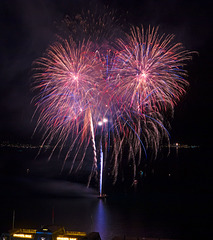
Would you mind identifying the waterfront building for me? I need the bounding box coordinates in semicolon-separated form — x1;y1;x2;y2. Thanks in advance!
0;226;100;240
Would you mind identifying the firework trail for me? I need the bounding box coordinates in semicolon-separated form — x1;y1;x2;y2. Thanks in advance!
33;22;193;186
88;109;98;187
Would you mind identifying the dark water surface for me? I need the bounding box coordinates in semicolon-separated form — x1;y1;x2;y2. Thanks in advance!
0;146;212;239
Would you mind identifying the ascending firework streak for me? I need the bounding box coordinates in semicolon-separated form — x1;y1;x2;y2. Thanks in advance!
99;140;104;196
32;25;193;188
88;109;98;187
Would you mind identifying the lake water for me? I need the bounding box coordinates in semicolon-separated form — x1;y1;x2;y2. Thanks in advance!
0;146;212;239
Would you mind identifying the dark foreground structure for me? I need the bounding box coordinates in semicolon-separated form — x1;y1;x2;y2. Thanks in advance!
0;226;100;240
0;225;181;240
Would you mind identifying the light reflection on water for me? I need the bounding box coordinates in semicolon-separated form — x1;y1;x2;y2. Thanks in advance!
0;147;212;239
92;200;110;240
0;192;160;240
0;175;184;240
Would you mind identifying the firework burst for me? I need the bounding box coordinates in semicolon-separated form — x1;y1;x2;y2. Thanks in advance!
114;26;192;112
33;38;106;176
32;23;193;186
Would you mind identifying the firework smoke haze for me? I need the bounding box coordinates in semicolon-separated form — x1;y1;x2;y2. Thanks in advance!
59;7;125;53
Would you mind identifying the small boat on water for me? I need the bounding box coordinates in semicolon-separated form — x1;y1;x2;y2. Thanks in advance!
97;193;107;199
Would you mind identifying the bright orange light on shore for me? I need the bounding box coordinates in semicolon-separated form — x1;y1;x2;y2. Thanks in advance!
13;234;32;239
65;232;86;236
57;237;77;240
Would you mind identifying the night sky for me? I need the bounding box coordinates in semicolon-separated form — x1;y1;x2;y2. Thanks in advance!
0;2;213;238
0;0;212;146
